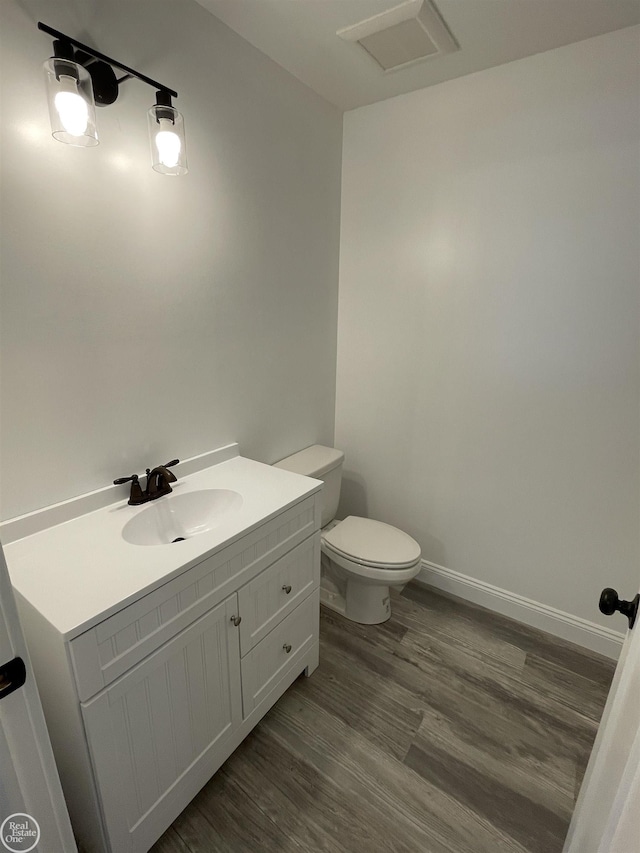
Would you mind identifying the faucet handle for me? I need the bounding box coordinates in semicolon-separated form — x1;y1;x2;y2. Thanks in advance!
113;474;139;486
159;460;179;484
113;474;145;506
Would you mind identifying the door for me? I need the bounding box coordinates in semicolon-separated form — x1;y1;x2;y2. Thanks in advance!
81;594;243;852
0;540;76;852
563;586;640;853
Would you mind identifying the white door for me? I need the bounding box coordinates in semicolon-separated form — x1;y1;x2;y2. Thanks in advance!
0;540;76;853
563;586;640;853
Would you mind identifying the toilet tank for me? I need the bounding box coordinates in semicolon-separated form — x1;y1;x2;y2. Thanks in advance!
274;445;344;527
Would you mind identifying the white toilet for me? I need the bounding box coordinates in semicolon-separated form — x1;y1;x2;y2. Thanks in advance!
274;445;422;624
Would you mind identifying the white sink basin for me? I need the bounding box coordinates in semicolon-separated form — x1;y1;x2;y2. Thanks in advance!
122;489;243;546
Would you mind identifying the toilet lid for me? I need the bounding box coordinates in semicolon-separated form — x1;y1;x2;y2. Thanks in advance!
323;516;421;569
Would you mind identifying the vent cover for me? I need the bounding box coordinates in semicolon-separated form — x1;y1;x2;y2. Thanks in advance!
337;0;458;72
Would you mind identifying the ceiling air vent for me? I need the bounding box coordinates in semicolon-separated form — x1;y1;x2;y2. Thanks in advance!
337;0;458;72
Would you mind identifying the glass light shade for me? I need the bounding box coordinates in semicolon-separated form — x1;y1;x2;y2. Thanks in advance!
43;58;98;147
148;105;187;175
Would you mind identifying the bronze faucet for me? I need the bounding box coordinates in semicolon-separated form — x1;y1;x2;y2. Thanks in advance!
114;459;179;505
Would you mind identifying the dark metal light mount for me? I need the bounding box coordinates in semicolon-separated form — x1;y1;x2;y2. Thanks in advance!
154;88;176;122
39;22;187;174
39;22;177;105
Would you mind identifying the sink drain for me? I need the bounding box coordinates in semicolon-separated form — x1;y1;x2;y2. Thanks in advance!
171;537;186;543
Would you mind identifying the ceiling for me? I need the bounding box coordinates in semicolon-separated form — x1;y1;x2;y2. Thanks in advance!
194;0;640;111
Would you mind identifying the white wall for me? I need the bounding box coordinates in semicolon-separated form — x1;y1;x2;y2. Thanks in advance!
336;27;640;631
0;0;342;520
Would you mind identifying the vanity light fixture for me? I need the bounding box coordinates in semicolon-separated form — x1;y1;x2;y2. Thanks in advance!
38;22;188;175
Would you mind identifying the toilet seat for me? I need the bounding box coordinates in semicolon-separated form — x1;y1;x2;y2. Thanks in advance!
322;516;421;571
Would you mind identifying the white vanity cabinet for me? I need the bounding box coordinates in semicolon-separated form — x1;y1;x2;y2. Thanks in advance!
8;463;322;853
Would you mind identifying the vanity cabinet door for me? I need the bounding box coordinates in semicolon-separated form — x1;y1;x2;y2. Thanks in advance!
80;595;242;853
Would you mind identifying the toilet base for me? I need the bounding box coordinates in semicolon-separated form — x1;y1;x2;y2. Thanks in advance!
320;547;420;625
320;555;393;624
320;578;391;624
346;579;391;624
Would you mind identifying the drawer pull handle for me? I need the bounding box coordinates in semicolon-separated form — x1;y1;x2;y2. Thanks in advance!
230;615;242;627
283;643;292;654
282;584;292;595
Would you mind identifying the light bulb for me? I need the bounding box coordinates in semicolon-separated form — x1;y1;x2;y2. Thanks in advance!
155;119;181;168
54;75;88;137
148;104;187;174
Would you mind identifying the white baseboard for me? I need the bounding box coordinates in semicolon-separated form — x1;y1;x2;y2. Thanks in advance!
415;560;624;661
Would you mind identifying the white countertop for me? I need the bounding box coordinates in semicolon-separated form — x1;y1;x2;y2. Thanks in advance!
3;449;321;639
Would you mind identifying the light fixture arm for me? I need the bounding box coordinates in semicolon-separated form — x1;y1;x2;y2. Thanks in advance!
38;22;178;99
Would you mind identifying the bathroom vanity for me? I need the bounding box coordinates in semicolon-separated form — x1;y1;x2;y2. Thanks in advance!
2;444;322;853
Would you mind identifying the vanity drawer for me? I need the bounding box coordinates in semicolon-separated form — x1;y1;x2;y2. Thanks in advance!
241;590;319;717
70;495;319;701
238;532;319;656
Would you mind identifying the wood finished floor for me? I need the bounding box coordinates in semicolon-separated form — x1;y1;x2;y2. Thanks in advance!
151;585;615;853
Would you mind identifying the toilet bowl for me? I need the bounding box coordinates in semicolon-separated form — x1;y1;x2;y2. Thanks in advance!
321;515;421;623
274;446;422;624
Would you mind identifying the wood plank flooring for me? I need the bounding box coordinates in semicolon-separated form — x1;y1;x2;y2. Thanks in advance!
151;584;615;853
